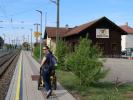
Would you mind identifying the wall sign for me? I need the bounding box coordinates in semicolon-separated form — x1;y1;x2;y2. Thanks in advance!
96;29;109;38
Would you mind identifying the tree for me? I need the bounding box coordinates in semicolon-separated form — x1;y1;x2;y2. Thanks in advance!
55;38;69;70
65;37;108;86
0;36;4;49
22;42;30;50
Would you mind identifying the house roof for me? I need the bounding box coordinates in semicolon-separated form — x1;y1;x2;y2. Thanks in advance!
63;16;127;37
45;27;71;38
120;25;133;34
44;17;127;38
62;18;100;37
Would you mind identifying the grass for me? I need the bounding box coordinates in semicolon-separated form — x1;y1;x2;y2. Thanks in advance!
56;70;133;100
33;45;40;60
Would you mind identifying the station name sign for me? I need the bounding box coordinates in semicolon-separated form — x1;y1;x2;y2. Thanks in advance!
96;29;109;38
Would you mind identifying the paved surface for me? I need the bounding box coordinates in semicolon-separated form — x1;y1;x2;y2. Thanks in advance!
6;51;76;100
103;58;133;83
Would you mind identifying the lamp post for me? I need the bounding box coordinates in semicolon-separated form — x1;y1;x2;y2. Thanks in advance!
49;0;60;45
36;10;42;61
3;33;5;50
30;28;33;55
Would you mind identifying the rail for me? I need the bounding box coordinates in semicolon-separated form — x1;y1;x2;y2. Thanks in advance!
0;50;20;77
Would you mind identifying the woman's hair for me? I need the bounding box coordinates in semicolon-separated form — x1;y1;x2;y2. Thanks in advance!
45;45;50;50
44;45;52;54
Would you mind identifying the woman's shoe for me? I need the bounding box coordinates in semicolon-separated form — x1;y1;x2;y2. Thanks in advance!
46;90;52;98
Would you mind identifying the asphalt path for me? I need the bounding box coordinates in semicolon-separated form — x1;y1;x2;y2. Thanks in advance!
103;58;133;83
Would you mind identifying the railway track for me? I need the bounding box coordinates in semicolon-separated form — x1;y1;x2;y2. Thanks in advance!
0;50;20;100
0;51;16;76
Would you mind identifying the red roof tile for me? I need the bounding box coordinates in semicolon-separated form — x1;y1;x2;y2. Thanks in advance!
63;16;127;37
45;17;127;38
45;27;71;38
120;25;133;34
62;19;98;37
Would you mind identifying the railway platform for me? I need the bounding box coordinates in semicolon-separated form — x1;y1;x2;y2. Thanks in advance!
5;51;76;100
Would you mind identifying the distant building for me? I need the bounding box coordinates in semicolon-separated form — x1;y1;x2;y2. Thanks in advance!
120;23;133;50
120;23;133;57
44;27;71;51
44;17;127;57
0;36;4;49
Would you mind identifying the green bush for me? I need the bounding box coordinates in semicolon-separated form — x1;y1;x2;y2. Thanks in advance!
65;37;108;86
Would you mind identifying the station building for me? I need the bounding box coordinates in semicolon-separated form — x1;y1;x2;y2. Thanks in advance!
44;17;127;57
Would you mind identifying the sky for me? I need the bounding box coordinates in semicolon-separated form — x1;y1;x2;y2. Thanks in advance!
0;0;133;44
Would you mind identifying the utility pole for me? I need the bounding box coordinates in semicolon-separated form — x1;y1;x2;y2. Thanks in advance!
50;0;60;45
12;40;13;49
23;35;25;43
30;29;33;55
34;23;40;43
36;10;42;61
45;12;47;28
57;0;60;40
44;12;47;46
28;35;29;43
3;34;5;43
28;35;29;50
3;33;5;50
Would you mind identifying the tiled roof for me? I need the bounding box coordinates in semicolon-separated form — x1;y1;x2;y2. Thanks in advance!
62;18;99;37
45;17;127;38
45;17;101;38
45;27;71;38
63;17;127;37
120;25;133;34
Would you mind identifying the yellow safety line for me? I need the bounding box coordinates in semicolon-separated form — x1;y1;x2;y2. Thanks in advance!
15;54;22;100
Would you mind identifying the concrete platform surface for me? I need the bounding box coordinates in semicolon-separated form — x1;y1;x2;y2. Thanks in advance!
6;51;76;100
